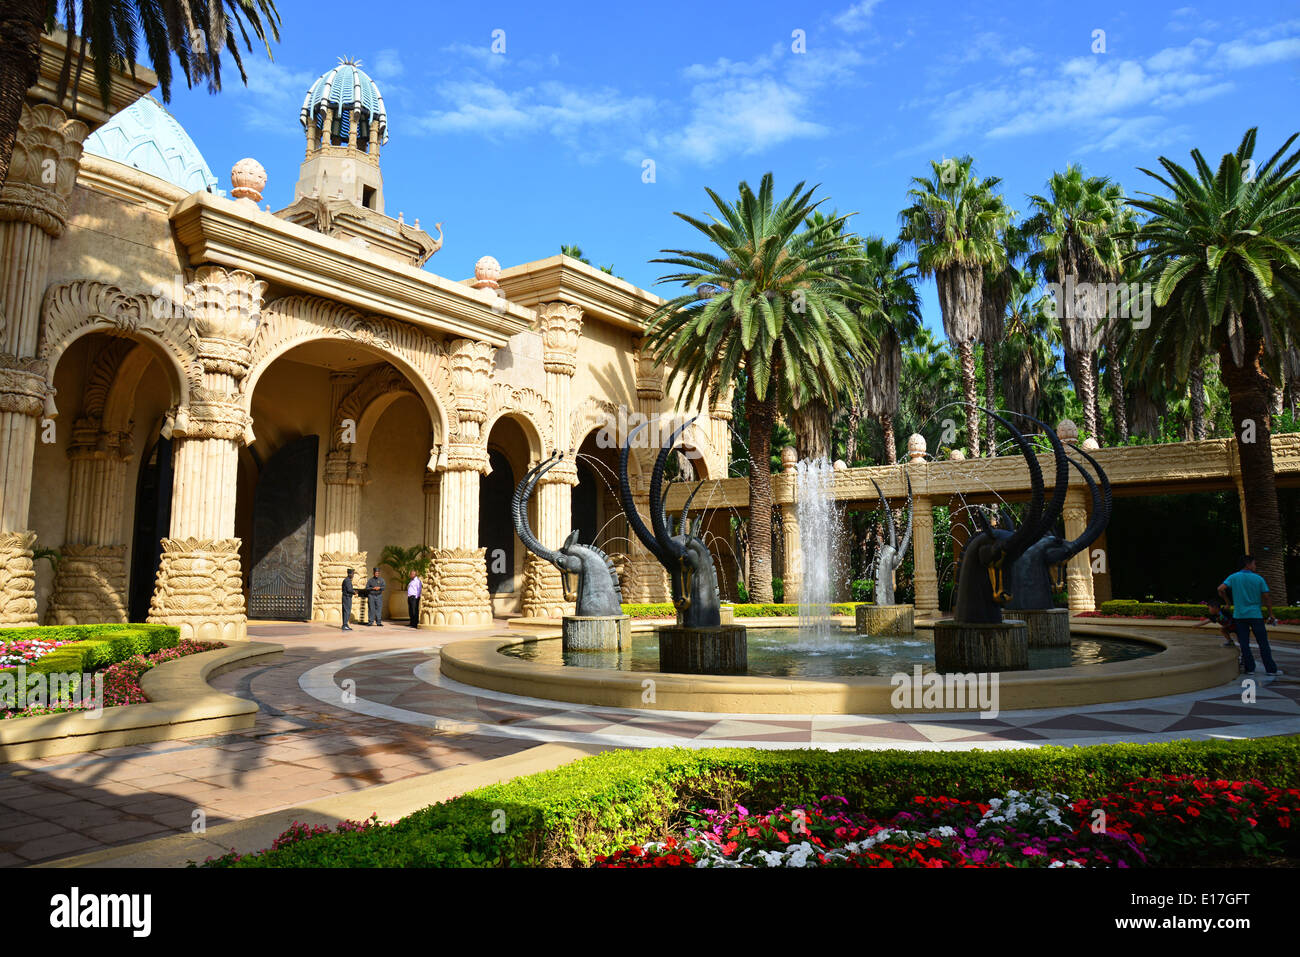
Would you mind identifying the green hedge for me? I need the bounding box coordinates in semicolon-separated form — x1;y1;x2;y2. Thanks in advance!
210;738;1300;868
1099;600;1300;620
1;624;179;677
620;603;863;619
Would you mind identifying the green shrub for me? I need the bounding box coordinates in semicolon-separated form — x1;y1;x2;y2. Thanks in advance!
1098;600;1300;620
1;624;179;677
210;738;1300;868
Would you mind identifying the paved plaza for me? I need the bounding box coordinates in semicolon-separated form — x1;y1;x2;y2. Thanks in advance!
0;621;1295;867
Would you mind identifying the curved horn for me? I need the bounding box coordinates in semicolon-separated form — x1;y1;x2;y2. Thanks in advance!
677;480;705;537
872;479;896;550
895;473;913;563
998;507;1018;532
650;418;697;558
619;421;668;562
1009;413;1070;547
1058;443;1112;560
512;451;563;565
980;407;1047;559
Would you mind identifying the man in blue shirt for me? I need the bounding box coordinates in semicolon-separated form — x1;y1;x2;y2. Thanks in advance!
1218;555;1283;677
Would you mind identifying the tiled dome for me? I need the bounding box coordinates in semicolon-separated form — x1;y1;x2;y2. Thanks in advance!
300;58;388;145
83;95;219;194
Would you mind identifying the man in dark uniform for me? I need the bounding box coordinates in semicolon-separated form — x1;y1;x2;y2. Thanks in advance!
341;569;356;631
366;567;385;626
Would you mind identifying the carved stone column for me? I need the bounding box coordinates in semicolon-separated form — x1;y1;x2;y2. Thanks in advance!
425;443;491;626
46;421;132;623
0;103;89;625
312;450;369;624
781;506;802;605
422;468;439;549
709;377;735;475
1062;486;1097;614
148;267;265;641
635;344;664;431
912;495;941;619
624;489;670;603
521;456;577;617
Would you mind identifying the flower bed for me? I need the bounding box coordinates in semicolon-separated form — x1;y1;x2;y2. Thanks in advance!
1;639;223;720
593;776;1298;868
202;741;1300;867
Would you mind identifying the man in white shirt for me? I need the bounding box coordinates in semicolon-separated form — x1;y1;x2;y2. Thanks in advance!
407;570;423;628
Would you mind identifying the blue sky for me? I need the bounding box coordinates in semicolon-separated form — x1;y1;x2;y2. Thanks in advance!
161;0;1300;329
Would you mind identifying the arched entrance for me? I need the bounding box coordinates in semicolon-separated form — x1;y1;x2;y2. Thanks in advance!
128;436;172;623
481;448;515;595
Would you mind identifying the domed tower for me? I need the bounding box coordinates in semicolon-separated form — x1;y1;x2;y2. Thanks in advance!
294;57;388;210
278;57;442;267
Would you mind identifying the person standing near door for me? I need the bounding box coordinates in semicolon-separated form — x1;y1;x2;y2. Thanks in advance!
1219;555;1284;678
366;568;385;627
341;569;356;631
407;570;422;628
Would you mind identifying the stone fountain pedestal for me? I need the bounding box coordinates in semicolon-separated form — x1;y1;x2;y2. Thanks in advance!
934;619;1028;672
1015;608;1071;648
562;615;632;652
856;603;914;637
658;625;747;674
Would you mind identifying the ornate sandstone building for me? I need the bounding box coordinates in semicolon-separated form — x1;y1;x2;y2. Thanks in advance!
5;41;729;639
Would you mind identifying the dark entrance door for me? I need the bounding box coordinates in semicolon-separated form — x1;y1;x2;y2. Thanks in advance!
572;459;599;546
249;435;319;620
480;448;515;594
129;435;173;622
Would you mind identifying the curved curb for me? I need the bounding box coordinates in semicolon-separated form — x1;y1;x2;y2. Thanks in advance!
440;623;1239;714
0;640;283;764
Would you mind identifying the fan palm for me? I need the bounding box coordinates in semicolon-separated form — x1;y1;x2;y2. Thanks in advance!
1023;165;1128;440
899;156;1010;456
1;2;279;187
979;221;1025;450
998;266;1060;423
644;173;867;602
1127;128;1300;602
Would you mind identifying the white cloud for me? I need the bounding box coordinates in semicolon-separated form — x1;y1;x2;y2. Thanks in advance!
371;49;405;79
1215;36;1300;69
666;78;828;164
833;0;885;33
223;57;317;134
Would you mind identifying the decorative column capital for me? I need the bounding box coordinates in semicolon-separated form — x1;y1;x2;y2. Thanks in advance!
0;103;89;237
538;301;583;376
323;449;370;486
449;338;495;441
709;376;735;421
535;457;579;487
171;393;253;443
635;343;664;403
0;353;51;418
442;442;489;474
186;266;268;368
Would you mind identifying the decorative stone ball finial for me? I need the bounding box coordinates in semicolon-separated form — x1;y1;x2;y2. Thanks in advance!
1081;436;1101;451
906;433;927;462
230;158;267;203
1056;419;1079;444
474;255;502;290
780;446;798;474
949;449;966;462
833;459;847;471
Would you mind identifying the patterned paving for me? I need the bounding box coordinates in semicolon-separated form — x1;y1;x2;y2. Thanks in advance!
301;640;1300;750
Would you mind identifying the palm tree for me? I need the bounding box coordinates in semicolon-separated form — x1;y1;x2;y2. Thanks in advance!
1023;165;1128;441
851;236;921;464
899;156;1010;456
1128;128;1300;603
998;266;1060;423
898;326;959;447
644;173;866;603
979;221;1025;451
1;2;280;187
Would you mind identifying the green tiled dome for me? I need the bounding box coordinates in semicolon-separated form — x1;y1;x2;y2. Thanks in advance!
83;95;219;194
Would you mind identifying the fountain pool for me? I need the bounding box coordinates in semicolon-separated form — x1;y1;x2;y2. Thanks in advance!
500;626;1157;678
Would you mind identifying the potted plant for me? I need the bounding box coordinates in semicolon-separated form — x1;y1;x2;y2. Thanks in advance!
379;545;432;619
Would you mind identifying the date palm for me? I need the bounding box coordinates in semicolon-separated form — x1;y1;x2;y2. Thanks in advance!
1127;128;1300;602
644;173;866;602
852;236;921;464
1023;165;1128;441
1;1;280;187
899;156;1010;456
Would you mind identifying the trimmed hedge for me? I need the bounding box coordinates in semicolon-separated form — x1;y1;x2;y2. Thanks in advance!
1099;600;1300;621
209;738;1300;868
620;602;863;619
0;624;180;677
